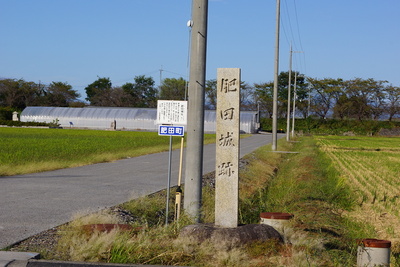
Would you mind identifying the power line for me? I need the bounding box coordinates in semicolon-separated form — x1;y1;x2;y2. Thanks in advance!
162;70;187;78
293;0;304;52
280;0;307;75
280;1;291;47
283;0;296;47
292;0;307;74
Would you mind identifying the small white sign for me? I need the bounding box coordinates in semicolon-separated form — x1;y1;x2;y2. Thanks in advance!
158;125;185;136
157;100;187;125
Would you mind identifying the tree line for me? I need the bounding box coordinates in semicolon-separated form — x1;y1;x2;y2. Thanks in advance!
307;77;400;121
254;73;400;121
1;73;399;121
0;79;81;110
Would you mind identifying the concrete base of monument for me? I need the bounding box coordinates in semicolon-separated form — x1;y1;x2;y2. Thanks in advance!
179;223;283;245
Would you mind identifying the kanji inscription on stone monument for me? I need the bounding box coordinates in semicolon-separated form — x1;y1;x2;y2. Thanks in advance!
215;68;241;228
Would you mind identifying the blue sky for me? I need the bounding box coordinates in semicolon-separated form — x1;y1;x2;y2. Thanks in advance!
1;0;399;100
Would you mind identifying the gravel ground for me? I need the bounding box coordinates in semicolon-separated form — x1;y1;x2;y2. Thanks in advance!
7;206;139;258
9;226;61;255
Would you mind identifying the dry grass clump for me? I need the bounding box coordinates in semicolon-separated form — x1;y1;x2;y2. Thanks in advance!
69;210;122;226
173;236;290;267
56;211;123;262
0;161;65;176
239;154;279;201
107;224;186;265
121;193;167;226
57;215;288;266
173;237;250;266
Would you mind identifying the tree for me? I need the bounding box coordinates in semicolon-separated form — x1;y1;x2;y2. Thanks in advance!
308;78;343;119
0;79;40;109
108;87;133;107
0;79;20;107
122;75;157;108
277;71;308;114
254;82;274;118
85;77;112;104
205;79;217;109
332;78;386;121
136;75;157;108
204;79;256;111
253;71;308;118
20;80;40;108
384;85;400;121
333;94;366;120
288;73;308;118
88;86;134;107
159;77;187;100
43;82;80;107
367;79;387;120
239;82;256;111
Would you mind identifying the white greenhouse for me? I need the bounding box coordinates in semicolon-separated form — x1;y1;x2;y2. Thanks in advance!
20;106;260;133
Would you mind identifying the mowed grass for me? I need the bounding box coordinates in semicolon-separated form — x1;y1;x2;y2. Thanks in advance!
315;135;400;251
0;127;215;176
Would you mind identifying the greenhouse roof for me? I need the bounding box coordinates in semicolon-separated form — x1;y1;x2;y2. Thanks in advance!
21;106;259;133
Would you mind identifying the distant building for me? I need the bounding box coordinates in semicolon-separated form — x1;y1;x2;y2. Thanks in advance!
21;106;260;134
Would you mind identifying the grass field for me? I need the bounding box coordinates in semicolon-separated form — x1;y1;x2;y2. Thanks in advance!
5;131;400;265
0;127;215;176
39;135;397;266
315;135;400;249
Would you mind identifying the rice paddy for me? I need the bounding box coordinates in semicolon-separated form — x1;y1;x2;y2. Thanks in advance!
315;135;400;242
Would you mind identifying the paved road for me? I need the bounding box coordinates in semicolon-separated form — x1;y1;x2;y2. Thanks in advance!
0;133;277;249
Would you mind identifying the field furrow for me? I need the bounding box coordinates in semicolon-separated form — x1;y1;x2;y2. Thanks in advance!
316;136;400;219
324;149;374;201
337;151;399;197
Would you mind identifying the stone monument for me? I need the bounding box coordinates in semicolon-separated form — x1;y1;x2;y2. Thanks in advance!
181;72;282;241
215;68;241;228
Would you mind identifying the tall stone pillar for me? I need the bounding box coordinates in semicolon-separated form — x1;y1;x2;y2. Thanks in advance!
215;68;240;228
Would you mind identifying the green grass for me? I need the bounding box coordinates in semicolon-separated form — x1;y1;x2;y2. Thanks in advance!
0;127;216;176
262;136;376;265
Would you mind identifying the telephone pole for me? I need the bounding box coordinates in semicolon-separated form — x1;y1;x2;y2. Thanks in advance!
272;0;281;151
286;44;293;142
291;72;298;138
287;49;303;140
184;0;209;222
159;65;163;86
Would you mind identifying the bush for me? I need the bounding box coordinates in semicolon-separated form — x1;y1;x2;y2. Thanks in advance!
0;120;49;127
0;107;14;120
260;117;400;136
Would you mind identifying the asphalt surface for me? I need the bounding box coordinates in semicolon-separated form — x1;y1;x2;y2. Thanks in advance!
0;133;277;249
